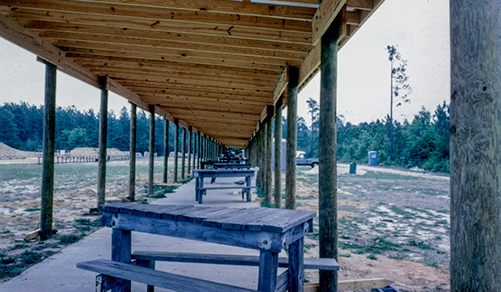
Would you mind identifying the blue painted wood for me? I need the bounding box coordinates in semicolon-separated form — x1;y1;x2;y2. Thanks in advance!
288;238;304;292
213;163;252;169
202;208;263;228
276;270;289;292
78;259;256;292
258;251;279;292
111;229;131;292
131;251;339;270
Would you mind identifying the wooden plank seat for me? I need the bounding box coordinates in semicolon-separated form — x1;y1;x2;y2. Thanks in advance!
76;259;256;292
131;251;340;271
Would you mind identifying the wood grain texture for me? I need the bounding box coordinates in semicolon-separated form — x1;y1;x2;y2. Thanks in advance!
450;0;501;290
319;15;340;292
285;66;299;210
77;259;255;292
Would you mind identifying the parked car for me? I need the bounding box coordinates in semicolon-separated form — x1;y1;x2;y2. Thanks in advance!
296;151;319;167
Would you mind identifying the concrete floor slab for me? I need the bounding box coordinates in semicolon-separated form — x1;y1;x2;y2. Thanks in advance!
0;176;273;292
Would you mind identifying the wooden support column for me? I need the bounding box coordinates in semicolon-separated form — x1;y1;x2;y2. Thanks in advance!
148;105;155;194
40;61;56;240
450;1;501;290
181;127;186;179
285;66;299;210
319;16;340;291
97;76;108;208
265;109;273;205
163;119;169;184
274;97;283;208
174;118;179;183
188;126;192;175
197;131;201;168
128;103;137;201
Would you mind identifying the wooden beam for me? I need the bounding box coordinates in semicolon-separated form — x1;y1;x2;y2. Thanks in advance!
97;77;108;208
312;0;346;46
273;69;288;105
299;44;320;90
346;0;373;10
148;104;155;194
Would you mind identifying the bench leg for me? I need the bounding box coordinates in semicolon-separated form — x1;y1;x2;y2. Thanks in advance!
245;176;252;202
135;260;155;292
258;251;279;292
288;237;304;292
97;274;130;292
111;229;131;292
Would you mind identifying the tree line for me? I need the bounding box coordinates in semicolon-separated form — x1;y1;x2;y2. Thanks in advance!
0;102;175;156
298;101;450;173
0;101;450;172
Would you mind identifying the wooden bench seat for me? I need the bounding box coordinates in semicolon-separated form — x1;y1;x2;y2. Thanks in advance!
132;251;340;271
77;259;257;292
196;186;257;190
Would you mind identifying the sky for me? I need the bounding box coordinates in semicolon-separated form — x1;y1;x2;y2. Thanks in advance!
0;0;450;125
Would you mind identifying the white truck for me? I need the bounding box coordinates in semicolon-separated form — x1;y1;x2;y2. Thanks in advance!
296;151;319;168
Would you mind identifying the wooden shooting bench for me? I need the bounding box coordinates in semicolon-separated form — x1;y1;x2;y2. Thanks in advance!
193;168;259;204
76;203;338;292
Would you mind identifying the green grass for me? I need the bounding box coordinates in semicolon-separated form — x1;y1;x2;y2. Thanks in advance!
408;239;433;250
367;254;378;260
59;233;84;244
24;207;40;212
21;250;43;265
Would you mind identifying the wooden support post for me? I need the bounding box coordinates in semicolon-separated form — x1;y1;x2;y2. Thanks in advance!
450;1;501;290
265;112;273;205
274;97;283;208
319;16;340;292
181;127;186;180
174;119;179;183
286;66;299;210
288;237;304;291
128;103;137;201
197;131;201;168
163;119;169;184
40;61;56;241
97;76;108;208
188;126;192;175
148;105;155;194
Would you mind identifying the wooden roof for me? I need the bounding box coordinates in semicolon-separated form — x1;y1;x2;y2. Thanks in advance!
0;0;383;148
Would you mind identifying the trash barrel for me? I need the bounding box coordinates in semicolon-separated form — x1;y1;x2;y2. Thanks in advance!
349;162;356;174
368;151;378;166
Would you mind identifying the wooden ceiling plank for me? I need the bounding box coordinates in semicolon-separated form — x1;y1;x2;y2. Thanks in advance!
132;90;271;104
89;68;276;87
41;31;304;61
54;39;302;67
2;8;312;44
77;61;277;81
63;50;284;71
1;0;312;32
108;75;274;92
85;0;317;20
113;80;273;97
22;20;311;54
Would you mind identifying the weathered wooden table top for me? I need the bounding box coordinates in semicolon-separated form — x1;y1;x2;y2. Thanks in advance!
193;168;257;178
100;203;315;234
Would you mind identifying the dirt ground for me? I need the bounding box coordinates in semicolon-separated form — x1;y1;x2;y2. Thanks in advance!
0;156;450;291
295;164;450;291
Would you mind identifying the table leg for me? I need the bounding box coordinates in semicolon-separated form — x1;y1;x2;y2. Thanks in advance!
199;177;204;204
288;237;304;292
245;175;252;202
258;250;279;292
195;177;200;201
111;228;131;292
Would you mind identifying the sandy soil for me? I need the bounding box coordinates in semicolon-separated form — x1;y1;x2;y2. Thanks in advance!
296;164;450;291
0;149;450;291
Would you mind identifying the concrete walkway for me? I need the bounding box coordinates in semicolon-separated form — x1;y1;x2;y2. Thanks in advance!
0;177;276;292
